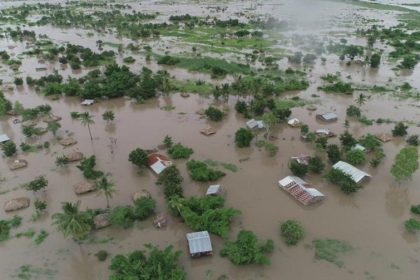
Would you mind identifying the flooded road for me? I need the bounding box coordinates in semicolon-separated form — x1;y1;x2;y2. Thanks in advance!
0;0;420;279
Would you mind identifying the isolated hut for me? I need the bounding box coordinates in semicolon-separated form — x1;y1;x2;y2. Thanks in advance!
206;184;222;196
0;134;10;143
287;118;301;128
186;231;213;257
278;176;325;206
316;112;338;122
148;153;172;175
315;128;336;137
332;161;371;184
246;119;265;129
81;99;95;106
290;155;310;165
4;197;30;212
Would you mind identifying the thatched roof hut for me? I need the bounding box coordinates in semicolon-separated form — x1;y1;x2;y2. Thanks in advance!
59;137;77;147
4;197;30;212
131;189;151;202
74;182;96;195
66;152;84;162
8;159;28;170
94;213;111;229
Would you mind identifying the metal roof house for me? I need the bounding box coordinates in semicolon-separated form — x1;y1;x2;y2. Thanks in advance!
278;176;325;205
316;112;338;122
81;99;95;106
316;128;336;137
148;153;172;175
206;184;222;196
332;161;371;184
287;118;301;128
352;144;366;152
291;155;310;165
186;231;213;257
0;134;10;143
246;119;265;129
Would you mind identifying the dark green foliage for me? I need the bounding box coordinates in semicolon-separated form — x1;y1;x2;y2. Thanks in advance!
102;110;115;122
300;124;309;135
370;53;381;68
109;245;186;280
109;206;135;229
14;77;23;85
359;134;381;151
128;148;148;168
0;92;12;116
156;166;184;200
157;55;180;65
407;135;419;146
346;105;361;118
308;156;325;174
0;216;22;242
168;143;193;159
315;137;328;149
133;197;156;221
289;161;308;177
411;205;420;215
400;55;419;69
345;149;366;166
288;51;303;64
391;146;419;181
2;141;17;157
163;135;173;148
235;128;254;148
205;106;224;121
34;230;48;245
280;220;305;245
170;195;239;238
235;100;248;115
404;218;420;233
95;250;108;261
123;56;135;64
24;176;48;192
186;160;225;182
340;131;357;149
77;155;103;180
326;168;360;194
326;144;341;164
341;45;364;60
319;81;354;95
392;122;408;136
220;230;274;265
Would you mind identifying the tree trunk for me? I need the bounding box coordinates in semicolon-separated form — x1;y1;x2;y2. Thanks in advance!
87;124;93;140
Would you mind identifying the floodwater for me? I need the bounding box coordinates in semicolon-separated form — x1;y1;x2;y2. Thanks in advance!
0;0;420;279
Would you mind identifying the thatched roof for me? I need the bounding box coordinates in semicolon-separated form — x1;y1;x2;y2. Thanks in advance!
200;127;216;136
59;137;77;147
132;189;151;202
376;133;393;143
66;152;84;162
4;197;30;212
42;115;62;123
74;182;96;195
94;213;111;229
22;120;38;128
153;213;167;229
8;159;28;170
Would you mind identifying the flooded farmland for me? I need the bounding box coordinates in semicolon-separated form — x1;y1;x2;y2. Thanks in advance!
0;0;420;279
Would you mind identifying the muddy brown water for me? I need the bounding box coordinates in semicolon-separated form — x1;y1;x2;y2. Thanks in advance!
1;0;420;279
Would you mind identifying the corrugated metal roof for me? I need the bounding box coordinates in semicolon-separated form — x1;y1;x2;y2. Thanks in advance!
333;161;371;183
81;99;95;105
246;119;265;129
148;154;172;174
186;231;212;254
206;184;221;195
0;134;10;143
278;176;325;205
317;112;338;121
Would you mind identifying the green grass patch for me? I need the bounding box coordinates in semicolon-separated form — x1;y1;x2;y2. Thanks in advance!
312;239;353;267
172;80;214;96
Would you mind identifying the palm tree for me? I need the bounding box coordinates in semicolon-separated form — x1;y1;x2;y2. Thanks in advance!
80;112;95;140
52;201;93;241
95;177;117;209
47;121;61;137
355;93;367;107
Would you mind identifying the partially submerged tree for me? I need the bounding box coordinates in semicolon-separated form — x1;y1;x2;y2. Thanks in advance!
392;122;408;137
128;148;148;169
52;201;94;241
24;176;48;193
95;177;117;209
391;146;419;181
235;128;254;148
280;220;305;246
47;121;61;137
2;141;17;157
289;161;308;177
77;155;103;180
102;110;115;124
205;106;224;121
79;112;95;140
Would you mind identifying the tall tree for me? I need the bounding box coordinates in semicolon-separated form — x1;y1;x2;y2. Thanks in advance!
80;112;95;140
355;93;366;107
52;201;93;241
95;177;117;209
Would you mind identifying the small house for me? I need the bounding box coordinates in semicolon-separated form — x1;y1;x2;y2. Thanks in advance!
290;155;310;165
0;134;10;143
316;128;336;137
278;176;325;205
206;184;222;196
316;112;338;122
375;133;392;143
352;144;366;152
200;126;216;136
332;161;371;184
287;118;301;128
81;99;95;106
186;231;213;257
246;119;265;129
148;153;172;175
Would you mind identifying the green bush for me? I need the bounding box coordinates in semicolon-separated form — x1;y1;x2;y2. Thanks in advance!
326;168;359;194
24;176;48;192
346;105;361;118
186;160;225;182
410;205;420;215
168;143;193;159
133;197;156;221
404;218;420;233
406;135;419;146
2;141;17;157
326;145;341;164
289;161;308;177
205;106;224;121
392;122;408;137
156;166;184;200
280;220;305;245
345;149;366;166
109;206;135;229
77;156;103;180
220;230;274;265
308;156;325;174
235;128;254;148
128;148;148;168
312;239;353;267
95;250;108;261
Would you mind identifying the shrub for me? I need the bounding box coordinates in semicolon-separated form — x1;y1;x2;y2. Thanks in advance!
109;206;135;229
128;148;148;168
404;218;420;233
168;143;193;159
326;144;341;164
359;134;381;151
312;239;353;267
280;220;305;245
308;156;325;174
407;135;419;146
95;250;108;261
235;128;254;148
345;149;366;166
392;122;408;137
157;55;180;65
220;230;274;265
156;166;184;199
235;101;248;114
133;197;156;221
346;105;361;117
325;168;360;194
289;161;308;177
339;131;357;149
370;53;381;68
2;141;17;157
24;176;48;192
205;106;224;121
186;160;225;182
391;146;419;181
411;205;420;215
77;156;103;180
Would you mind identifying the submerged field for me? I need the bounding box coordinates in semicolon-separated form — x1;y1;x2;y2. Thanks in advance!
0;0;420;279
